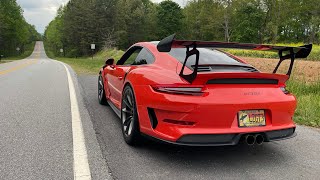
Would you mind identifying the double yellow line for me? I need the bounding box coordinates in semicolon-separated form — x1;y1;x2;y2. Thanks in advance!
0;53;40;76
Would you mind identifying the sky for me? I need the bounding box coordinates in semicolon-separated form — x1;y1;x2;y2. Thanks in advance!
16;0;189;34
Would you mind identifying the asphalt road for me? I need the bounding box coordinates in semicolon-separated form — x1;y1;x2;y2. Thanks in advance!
0;42;110;180
78;76;320;180
1;42;320;180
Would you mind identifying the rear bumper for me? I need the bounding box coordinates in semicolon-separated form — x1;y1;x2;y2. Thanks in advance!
134;85;297;144
143;128;296;146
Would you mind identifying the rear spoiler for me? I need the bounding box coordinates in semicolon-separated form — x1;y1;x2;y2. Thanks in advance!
157;34;313;83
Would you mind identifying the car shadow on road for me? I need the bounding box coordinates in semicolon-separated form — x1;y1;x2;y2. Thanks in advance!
133;135;291;169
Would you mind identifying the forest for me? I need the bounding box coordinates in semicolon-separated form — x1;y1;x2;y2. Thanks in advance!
44;0;320;57
0;0;41;57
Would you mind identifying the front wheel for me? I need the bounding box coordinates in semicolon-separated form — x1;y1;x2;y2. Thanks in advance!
121;85;141;145
98;74;107;105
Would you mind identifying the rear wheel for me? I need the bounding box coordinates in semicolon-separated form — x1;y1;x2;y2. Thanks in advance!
98;74;107;105
121;85;140;145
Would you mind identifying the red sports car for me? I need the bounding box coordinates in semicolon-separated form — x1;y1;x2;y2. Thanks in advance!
98;34;312;146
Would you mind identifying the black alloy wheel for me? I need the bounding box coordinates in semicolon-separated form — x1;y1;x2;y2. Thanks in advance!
121;85;141;145
98;74;107;105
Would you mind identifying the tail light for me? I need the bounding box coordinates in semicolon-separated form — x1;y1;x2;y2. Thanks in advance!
152;85;204;96
280;86;290;94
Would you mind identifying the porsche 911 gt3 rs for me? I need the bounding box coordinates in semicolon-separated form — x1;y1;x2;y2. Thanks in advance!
98;34;312;146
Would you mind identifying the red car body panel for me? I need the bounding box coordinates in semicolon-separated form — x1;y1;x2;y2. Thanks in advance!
100;41;297;145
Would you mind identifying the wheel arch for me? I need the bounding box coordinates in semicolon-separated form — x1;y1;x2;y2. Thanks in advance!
122;78;149;132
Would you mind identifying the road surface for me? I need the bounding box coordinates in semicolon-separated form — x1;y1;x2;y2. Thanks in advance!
0;42;110;180
1;42;320;180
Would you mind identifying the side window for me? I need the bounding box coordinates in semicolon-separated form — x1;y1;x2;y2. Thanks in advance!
123;48;142;65
132;48;155;65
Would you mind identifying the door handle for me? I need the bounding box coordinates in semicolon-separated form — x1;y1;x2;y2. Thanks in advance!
118;76;123;80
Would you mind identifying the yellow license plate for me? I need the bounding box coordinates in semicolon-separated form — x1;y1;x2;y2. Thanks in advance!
238;110;266;127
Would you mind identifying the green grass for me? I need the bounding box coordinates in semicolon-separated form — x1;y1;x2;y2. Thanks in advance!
54;48;124;74
287;80;320;127
1;42;36;61
56;57;105;74
224;43;320;61
0;60;12;64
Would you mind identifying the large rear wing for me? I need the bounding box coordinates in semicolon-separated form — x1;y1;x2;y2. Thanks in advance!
157;34;313;83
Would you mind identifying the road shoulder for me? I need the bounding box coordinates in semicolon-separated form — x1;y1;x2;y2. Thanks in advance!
57;61;112;180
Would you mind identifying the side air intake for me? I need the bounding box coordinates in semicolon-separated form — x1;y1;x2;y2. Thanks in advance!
147;108;158;129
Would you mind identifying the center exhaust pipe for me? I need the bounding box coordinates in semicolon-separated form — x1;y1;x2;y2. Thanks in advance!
255;134;264;145
245;135;255;145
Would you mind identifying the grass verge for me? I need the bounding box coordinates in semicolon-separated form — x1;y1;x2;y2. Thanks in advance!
1;42;36;61
287;80;320;127
0;60;12;64
54;48;124;75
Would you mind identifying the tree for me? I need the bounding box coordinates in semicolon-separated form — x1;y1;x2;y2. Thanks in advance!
232;1;265;43
156;0;184;38
0;0;40;57
44;0;320;58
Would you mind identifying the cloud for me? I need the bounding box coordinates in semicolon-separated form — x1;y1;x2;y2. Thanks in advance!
17;0;69;33
151;0;189;7
17;0;188;34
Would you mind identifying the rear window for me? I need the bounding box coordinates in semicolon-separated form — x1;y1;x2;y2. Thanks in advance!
168;48;245;68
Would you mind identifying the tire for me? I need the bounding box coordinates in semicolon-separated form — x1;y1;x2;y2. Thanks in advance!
121;85;141;145
98;74;107;105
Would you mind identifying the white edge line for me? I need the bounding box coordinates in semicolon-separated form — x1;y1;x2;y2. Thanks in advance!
60;62;92;180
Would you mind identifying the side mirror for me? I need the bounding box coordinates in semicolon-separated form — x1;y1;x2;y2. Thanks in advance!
105;58;114;65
